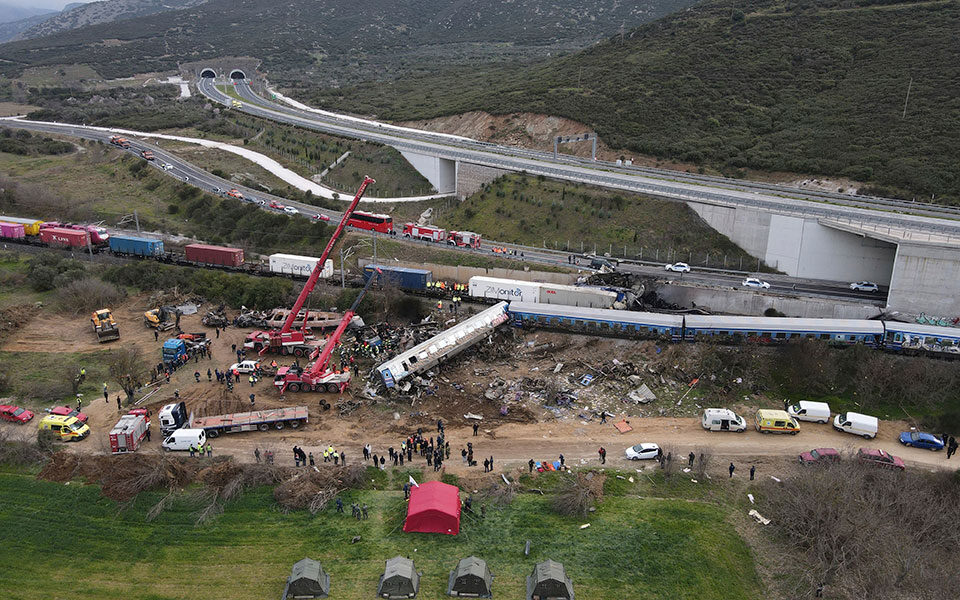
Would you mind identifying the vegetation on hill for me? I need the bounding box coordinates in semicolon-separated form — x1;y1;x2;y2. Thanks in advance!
0;0;696;85
313;0;960;204
439;174;754;264
0;128;73;156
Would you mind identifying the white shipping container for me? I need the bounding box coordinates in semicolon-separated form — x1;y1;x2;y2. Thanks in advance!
469;276;542;303
268;254;333;278
538;282;618;308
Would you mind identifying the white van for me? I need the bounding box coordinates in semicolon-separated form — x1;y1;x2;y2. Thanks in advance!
787;401;831;424
701;408;747;432
833;412;878;439
161;428;206;451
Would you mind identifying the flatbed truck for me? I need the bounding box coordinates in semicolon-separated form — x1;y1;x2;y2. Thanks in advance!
190;406;308;438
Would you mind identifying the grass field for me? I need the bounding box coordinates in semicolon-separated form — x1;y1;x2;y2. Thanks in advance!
0;471;762;600
0;350;111;408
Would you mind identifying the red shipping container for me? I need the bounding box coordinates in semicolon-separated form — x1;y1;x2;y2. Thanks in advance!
184;243;244;267
0;222;25;240
40;226;89;248
109;414;148;454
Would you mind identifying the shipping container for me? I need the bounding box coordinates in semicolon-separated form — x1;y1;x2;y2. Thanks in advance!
268;253;333;278
538;282;618;309
469;276;541;304
0;216;44;236
109;234;165;257
184;243;244;267
41;222;110;246
39;226;89;248
0;222;25;240
109;414;148;454
364;264;432;290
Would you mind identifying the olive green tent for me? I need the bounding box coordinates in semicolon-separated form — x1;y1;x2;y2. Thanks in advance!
447;556;493;597
526;559;574;600
282;557;330;599
377;556;420;599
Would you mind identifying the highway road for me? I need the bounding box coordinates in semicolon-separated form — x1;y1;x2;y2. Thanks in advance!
0;117;885;305
202;78;960;235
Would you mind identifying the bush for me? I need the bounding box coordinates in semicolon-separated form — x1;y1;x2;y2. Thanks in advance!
54;278;127;315
552;472;605;517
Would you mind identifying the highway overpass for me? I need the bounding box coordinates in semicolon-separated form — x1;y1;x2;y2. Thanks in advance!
198;76;960;316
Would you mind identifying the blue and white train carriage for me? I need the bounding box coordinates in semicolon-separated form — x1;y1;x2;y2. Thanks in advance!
682;315;885;346
507;302;684;341
883;321;960;354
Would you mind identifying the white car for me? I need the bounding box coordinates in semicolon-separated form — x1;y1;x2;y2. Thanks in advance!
283;206;299;215
849;281;879;293
742;277;770;289
228;360;260;374
625;442;661;461
665;262;690;273
161;163;173;171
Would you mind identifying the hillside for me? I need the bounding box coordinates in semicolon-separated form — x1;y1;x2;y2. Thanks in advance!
0;0;696;85
20;0;207;40
310;0;960;204
0;4;55;25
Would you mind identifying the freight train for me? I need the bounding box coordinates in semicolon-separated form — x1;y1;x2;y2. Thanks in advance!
506;302;960;357
0;215;337;282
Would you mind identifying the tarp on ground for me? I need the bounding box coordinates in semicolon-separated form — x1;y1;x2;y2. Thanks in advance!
403;480;461;535
447;556;493;597
377;556;420;599
282;557;330;599
526;559;574;600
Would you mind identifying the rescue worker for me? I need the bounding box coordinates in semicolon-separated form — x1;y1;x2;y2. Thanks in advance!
206;443;212;457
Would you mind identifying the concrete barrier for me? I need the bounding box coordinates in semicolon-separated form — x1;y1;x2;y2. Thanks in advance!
658;283;882;320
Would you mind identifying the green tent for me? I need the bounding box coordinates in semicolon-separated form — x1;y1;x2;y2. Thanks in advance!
282;557;330;599
447;556;493;597
526;559;574;600
378;556;420;599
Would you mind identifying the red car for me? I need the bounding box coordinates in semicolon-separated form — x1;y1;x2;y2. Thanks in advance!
313;213;330;222
0;404;35;424
48;406;89;424
857;448;906;471
799;447;840;465
269;200;285;210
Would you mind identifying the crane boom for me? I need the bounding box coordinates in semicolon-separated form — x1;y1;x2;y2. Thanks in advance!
279;176;374;335
306;269;380;379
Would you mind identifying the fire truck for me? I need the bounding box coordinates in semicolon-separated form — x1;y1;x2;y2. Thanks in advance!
402;223;447;242
447;230;482;249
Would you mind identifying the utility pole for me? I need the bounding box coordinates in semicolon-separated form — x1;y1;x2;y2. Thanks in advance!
902;77;913;119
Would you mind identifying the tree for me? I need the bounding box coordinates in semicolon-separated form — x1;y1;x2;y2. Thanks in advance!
108;347;149;406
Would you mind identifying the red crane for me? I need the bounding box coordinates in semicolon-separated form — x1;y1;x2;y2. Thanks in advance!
244;176;374;356
273;268;381;394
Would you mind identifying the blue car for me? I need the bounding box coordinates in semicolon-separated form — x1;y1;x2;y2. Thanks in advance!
898;431;945;451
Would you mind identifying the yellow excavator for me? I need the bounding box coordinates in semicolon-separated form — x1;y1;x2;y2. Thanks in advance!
91;308;120;342
143;306;180;331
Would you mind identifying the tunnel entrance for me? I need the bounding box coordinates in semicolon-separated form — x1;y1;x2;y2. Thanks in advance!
229;70;246;80
200;68;216;78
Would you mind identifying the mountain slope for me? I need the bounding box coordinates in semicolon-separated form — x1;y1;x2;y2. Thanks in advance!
21;0;207;40
0;0;696;84
0;4;55;25
0;11;55;43
312;0;960;203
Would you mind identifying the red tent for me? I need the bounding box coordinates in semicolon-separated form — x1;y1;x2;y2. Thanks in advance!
403;480;461;535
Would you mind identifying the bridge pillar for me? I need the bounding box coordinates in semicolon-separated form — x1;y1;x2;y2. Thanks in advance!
455;161;511;200
399;151;456;194
887;243;960;316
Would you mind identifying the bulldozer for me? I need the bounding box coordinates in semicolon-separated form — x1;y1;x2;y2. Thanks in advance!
91;308;120;342
144;306;181;332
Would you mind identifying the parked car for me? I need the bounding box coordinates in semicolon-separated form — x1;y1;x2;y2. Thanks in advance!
898;431;945;451
665;262;691;273
283;206;299;215
0;404;34;424
849;281;879;292
834;412;878;439
857;448;905;471
787;401;831;424
742;277;771;289
228;360;261;374
799;447;840;465
48;406;89;424
269;200;285;210
625;442;661;460
313;213;330;222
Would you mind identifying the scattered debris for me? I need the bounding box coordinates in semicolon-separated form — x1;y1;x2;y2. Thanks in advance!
748;509;771;525
627;383;657;404
614;420;633;434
